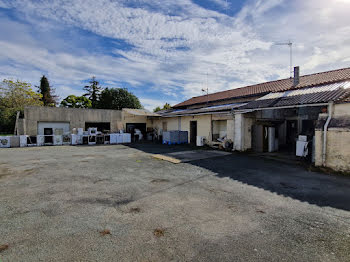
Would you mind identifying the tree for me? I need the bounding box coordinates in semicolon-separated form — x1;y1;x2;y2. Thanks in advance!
97;88;142;110
60;95;92;108
38;75;57;106
154;103;172;112
83;76;102;108
153;106;161;112
0;79;43;133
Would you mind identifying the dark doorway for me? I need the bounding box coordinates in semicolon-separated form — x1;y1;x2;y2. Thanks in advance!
286;120;298;151
85;122;111;133
126;123;146;141
190;121;197;144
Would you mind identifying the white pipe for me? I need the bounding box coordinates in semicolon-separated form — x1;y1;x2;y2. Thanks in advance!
322;102;333;166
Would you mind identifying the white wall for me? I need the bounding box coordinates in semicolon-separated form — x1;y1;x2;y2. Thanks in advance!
37;122;70;135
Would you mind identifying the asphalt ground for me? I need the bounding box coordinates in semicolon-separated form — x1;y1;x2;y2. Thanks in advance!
0;143;349;261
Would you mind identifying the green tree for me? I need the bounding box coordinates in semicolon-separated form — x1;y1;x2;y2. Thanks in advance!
154;103;171;112
97;88;142;110
38;75;57;106
0;79;43;133
83;76;102;108
153;106;161;112
60;95;92;108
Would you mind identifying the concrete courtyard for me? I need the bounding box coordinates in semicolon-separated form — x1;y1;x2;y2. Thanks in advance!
0;144;349;261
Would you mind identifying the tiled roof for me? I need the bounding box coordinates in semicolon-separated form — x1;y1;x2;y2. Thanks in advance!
238;81;350;110
173;67;350;108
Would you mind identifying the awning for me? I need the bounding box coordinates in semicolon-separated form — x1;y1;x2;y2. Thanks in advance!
123;108;160;117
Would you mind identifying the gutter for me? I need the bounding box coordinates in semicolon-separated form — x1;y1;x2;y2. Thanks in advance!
322;101;334;166
234;102;329;114
160;111;232;117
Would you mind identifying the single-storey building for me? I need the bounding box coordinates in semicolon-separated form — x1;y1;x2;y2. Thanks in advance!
16;66;350;172
17;107;158;137
154;66;350;172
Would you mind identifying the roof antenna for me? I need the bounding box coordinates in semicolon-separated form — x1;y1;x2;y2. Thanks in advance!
202;72;209;105
274;40;293;78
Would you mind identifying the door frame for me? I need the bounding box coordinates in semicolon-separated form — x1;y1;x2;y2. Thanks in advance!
190;121;197;144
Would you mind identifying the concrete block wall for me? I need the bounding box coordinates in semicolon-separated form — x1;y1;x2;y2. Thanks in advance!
22;106;122;135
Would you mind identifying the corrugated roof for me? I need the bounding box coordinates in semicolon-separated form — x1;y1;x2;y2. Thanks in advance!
239;81;350;110
174;67;350;108
159;103;245;117
123;108;160;116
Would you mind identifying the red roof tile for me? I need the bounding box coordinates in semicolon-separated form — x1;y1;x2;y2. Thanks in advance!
173;67;350;108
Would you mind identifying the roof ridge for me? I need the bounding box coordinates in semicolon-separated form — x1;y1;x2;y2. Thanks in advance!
178;66;350;104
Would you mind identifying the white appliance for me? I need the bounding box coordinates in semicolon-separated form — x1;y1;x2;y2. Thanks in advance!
296;141;309;157
20;135;28;147
110;134;117;144
27;136;37;147
82;135;89;145
88;128;97;135
104;135;110;144
0;136;11;148
62;134;71;145
54;135;63;145
196;136;205;146
10;136;20;147
268;127;275;152
134;129;143;141
37;135;45;146
298;135;307;142
116;133;123;143
122;133;131;143
77;128;84;136
71;134;83;145
88;135;96;145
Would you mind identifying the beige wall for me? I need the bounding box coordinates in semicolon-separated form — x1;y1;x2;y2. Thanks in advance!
153;114;214;144
227;119;234;141
243;117;254;150
333;103;350;117
181;115;212;143
22;106;123;135
314;103;350;172
122;112;153;130
315;129;350;172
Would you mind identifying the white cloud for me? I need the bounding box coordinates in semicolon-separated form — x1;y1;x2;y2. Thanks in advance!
0;0;349;108
140;98;180;111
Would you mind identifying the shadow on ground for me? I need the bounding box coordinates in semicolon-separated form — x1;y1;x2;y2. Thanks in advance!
130;142;350;211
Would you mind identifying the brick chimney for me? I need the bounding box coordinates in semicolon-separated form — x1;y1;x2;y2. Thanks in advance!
293;66;300;86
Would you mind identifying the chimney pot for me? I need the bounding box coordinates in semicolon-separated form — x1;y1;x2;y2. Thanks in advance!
294;66;300;86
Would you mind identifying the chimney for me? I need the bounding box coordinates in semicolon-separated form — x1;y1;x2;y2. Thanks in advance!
293;66;300;86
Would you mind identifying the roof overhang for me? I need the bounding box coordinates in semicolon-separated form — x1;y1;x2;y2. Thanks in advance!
123;108;160;117
234;102;330;114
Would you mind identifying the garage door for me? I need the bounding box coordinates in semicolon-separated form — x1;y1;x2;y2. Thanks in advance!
37;122;70;135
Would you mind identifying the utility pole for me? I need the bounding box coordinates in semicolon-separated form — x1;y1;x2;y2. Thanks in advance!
275;41;293;78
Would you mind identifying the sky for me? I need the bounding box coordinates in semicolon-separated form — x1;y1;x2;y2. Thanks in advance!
0;0;350;111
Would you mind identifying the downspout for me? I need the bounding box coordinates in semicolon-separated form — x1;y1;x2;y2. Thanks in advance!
322;102;333;166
